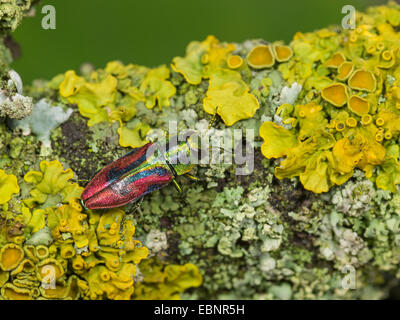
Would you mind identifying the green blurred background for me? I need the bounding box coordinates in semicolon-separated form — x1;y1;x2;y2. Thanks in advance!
12;0;384;83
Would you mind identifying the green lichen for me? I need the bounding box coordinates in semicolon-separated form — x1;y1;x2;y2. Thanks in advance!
8;99;72;150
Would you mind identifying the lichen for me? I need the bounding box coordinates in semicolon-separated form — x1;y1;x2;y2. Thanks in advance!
133;258;202;300
2;1;400;301
0;159;202;300
0;0;32;34
0;169;19;204
0;70;33;120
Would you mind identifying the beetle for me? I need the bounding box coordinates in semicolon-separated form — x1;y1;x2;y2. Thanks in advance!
81;132;203;210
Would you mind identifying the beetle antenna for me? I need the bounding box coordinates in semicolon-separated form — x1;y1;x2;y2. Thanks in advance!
207;106;219;131
80;199;89;211
74;178;89;183
163;129;169;140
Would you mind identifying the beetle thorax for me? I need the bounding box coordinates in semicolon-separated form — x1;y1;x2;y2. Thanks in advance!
163;141;195;176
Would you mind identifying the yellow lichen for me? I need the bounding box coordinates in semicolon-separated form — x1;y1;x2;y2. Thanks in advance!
273;44;293;62
83;264;136;300
171;35;217;85
35;245;49;260
59;61;179;148
0;244;24;271
172;36;259;125
325;52;346;68
37;258;65;281
117;121;151;148
133;258;202;300
260;122;298;159
0;160;197;300
336;121;346;132
0;170;19;205
0;270;9;287
227;55;244;69
23;160;83;208
40;275;80;300
246;44;275;69
203;69;259;126
321;83;349;107
348;69;377;92
202;38;236;77
139;65;176;109
346;117;358;128
1;283;32;300
6;3;400;303
10;259;35;275
60;70;118;126
376;145;400;193
348;95;370;115
361;114;373;125
337;62;354;81
259;91;390;193
171;35;235;82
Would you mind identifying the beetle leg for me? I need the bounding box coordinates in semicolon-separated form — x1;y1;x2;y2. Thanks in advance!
133;197;144;214
172;179;182;192
184;173;200;181
126;196;144;215
147;130;169;143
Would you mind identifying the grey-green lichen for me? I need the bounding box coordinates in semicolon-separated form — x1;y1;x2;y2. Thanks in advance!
25;226;53;246
5;70;400;299
0;0;34;119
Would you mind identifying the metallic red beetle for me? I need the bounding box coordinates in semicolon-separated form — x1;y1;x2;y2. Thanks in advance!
81;137;200;210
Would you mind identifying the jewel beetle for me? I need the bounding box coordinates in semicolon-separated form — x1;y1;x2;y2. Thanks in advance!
81;133;202;210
